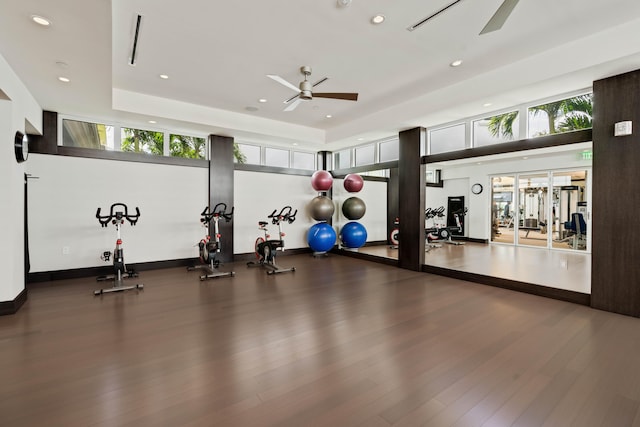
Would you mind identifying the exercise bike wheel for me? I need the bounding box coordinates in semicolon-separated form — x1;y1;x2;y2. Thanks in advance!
438;228;451;240
390;229;399;246
254;237;265;259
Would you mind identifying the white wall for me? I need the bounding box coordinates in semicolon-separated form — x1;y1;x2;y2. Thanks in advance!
234;171;317;253
333;178;388;244
26;155;208;271
0;53;42;302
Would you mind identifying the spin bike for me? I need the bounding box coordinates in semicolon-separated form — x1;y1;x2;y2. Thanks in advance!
187;203;235;280
247;206;297;275
95;203;143;295
425;206;467;247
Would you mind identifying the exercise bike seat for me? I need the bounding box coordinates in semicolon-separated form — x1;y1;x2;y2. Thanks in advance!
258;221;268;227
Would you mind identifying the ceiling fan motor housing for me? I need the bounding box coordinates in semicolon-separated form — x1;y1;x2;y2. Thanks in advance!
300;80;313;100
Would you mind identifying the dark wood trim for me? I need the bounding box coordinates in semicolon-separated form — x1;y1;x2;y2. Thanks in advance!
27;258;198;284
331;248;399;266
332;160;399;178
234;163;314;176
29;111;58;154
0;289;28;316
422;128;592;164
317;151;332;170
56;146;209;167
422;264;590;306
233;247;313;262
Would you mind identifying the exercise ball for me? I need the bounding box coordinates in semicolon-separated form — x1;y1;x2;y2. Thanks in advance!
309;196;335;221
311;170;333;191
343;173;364;193
340;221;367;248
307;222;336;252
342;196;366;220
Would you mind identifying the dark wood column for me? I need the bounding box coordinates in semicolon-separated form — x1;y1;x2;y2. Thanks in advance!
398;128;425;270
209;135;234;262
591;69;640;317
30;111;58;154
388;167;399;244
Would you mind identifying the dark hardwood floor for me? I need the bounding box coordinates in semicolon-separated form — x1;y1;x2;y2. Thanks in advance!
2;254;639;426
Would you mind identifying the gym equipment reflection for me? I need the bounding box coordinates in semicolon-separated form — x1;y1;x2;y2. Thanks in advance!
491;170;589;251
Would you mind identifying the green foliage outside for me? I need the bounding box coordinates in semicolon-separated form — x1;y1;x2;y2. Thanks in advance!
121;129;164;154
121;128;246;162
488;94;593;139
170;134;206;159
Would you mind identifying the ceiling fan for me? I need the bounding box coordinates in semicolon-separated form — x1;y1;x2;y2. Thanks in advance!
407;0;520;35
267;66;358;112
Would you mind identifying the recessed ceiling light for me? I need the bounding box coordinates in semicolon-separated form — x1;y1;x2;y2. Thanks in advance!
148;120;157;124
58;76;70;83
522;156;529;160
483;102;492;107
55;61;68;69
159;74;169;79
31;15;51;26
325;114;333;118
292;142;299;146
258;98;267;103
450;59;463;67
371;14;385;24
357;138;364;141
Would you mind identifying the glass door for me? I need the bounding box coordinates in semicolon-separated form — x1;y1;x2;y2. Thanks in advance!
551;169;589;251
490;176;515;244
517;173;549;247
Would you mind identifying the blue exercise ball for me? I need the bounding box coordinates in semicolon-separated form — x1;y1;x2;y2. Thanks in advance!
308;222;336;252
340;221;367;249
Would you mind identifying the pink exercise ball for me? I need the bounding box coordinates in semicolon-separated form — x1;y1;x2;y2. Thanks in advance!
311;170;333;191
343;174;364;193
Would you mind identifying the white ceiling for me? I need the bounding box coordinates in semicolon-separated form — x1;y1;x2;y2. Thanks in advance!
1;0;639;152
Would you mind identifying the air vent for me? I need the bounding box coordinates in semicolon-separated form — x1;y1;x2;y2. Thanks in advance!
407;0;463;31
130;14;142;66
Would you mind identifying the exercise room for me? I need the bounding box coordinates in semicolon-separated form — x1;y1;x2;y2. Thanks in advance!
2;1;640;426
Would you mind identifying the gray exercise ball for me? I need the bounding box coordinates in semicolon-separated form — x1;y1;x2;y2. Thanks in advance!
342;196;366;220
309;196;335;221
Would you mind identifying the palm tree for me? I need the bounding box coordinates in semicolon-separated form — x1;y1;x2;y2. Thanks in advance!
488;94;593;139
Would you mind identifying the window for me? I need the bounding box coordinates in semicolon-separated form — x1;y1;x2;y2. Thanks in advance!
121;127;164;155
292;151;315;170
62;119;115;150
235;143;260;164
379;139;399;162
473;111;519;147
335;149;351;169
169;134;206;159
429;123;466;154
528;93;593;138
355;144;375;166
265;147;289;168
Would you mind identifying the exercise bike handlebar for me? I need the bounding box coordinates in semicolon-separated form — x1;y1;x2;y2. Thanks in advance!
425;206;446;219
268;206;297;224
96;203;141;227
200;203;234;224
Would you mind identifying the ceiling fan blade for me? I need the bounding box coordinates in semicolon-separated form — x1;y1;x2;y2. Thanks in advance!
267;74;300;93
313;92;358;101
284;98;304;112
479;0;520;35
